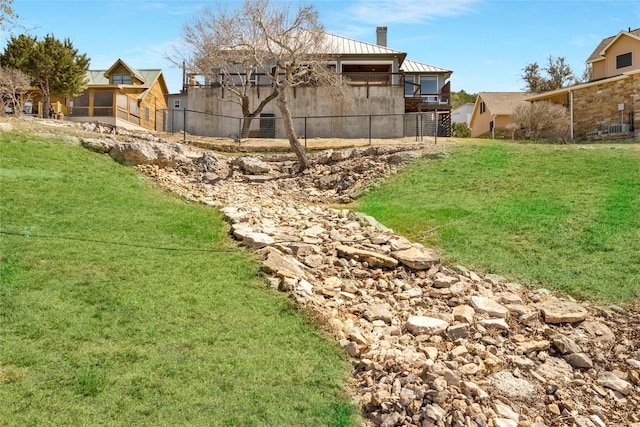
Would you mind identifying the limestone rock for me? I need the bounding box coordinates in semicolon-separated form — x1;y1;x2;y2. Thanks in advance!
232;156;272;174
565;352;594;369
262;249;308;280
597;371;633;395
364;304;394;324
81;137;116;153
336;244;398;269
405;316;449;336
390;244;439;270
452;304;475;324
109;140;190;166
469;296;509;318
539;300;588;323
489;371;536;400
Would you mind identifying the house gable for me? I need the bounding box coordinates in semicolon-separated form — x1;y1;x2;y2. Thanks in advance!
469;92;531;137
104;59;147;85
588;28;640;80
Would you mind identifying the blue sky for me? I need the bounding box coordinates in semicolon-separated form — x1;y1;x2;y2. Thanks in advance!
4;0;640;94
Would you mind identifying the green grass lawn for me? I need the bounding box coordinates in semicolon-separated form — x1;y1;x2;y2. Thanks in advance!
0;134;355;426
357;142;640;303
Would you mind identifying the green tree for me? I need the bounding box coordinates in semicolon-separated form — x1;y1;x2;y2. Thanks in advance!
452;122;471;138
521;55;576;93
1;34;89;113
450;90;476;110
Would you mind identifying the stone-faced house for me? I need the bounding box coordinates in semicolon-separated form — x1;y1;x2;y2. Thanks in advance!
527;28;640;140
50;59;169;132
167;27;453;139
468;92;532;138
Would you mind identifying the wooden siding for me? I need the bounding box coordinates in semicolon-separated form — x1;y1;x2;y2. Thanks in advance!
140;80;168;131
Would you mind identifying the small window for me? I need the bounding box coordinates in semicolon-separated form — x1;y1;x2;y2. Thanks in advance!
480;101;486;114
404;75;416;96
616;52;632;69
144;107;150;122
173;99;181;109
112;74;132;84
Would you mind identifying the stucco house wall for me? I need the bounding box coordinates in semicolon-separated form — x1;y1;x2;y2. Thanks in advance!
183;84;406;138
591;32;640;80
469;92;531;137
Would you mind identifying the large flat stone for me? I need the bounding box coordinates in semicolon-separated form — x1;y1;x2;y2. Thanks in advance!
405;316;449;336
469;296;509;318
391;244;440;270
262;249;308;280
539;300;588;323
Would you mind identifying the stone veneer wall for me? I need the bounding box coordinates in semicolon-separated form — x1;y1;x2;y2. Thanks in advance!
572;74;639;140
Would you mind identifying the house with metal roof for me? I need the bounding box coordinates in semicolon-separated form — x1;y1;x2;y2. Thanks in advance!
168;27;453;139
526;28;640;140
469;92;531;138
51;59;169;132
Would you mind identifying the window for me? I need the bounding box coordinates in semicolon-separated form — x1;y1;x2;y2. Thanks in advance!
616;52;632;69
145;107;150;122
480;101;486;114
419;76;438;96
173;99;181;109
404;75;416;96
112;74;132;84
69;92;89;116
93;90;114;117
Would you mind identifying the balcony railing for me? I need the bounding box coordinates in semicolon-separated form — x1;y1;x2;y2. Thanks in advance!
183;71;450;107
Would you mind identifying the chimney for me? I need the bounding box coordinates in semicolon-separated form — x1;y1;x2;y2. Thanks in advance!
376;26;387;47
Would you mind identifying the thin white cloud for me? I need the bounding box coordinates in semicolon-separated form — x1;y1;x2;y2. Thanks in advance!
346;0;482;24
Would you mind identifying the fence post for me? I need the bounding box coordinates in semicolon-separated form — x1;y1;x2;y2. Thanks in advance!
434;109;438;144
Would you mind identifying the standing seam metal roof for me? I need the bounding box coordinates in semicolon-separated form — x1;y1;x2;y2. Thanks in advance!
323;32;406;56
401;59;452;74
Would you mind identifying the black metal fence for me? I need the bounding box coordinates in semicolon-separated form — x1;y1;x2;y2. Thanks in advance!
161;108;451;143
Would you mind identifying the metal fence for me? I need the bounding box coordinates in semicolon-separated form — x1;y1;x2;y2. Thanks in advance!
161;108;451;144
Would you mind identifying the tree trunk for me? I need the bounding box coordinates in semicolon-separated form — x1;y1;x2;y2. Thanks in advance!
276;91;309;172
240;116;253;139
43;92;51;119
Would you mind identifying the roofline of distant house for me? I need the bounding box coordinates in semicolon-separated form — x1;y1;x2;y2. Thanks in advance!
526;68;640;101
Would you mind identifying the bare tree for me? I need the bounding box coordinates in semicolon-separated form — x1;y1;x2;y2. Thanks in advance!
174;0;348;171
512;101;570;142
0;66;31;115
521;55;576;93
0;0;16;30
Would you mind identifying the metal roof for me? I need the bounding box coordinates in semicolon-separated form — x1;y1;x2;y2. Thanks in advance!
323;32;406;57
85;68;163;87
401;59;451;74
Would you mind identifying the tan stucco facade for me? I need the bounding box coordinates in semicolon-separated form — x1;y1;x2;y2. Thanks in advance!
469;92;531;138
591;34;640;80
